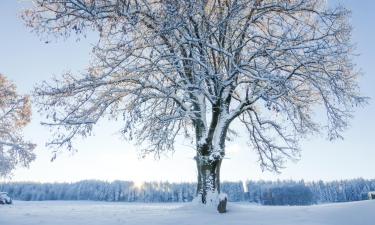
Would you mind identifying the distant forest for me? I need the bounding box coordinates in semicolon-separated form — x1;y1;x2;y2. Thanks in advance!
1;179;374;206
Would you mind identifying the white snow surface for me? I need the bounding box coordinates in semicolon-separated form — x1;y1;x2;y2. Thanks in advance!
1;200;374;225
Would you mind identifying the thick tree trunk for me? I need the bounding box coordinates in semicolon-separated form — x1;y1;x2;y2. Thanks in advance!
193;102;230;212
195;155;227;213
195;157;223;203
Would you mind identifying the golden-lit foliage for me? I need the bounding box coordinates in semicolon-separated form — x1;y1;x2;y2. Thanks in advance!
0;74;35;177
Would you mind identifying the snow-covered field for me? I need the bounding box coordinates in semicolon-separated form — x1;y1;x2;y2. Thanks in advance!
1;200;374;225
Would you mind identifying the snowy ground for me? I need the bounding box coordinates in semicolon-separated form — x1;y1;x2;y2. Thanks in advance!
1;200;374;225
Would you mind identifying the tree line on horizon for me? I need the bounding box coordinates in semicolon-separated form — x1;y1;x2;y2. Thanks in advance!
1;178;374;206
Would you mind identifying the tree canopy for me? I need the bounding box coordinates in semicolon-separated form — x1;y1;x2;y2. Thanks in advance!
25;0;365;171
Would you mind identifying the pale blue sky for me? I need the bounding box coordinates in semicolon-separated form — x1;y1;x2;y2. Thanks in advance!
0;0;374;183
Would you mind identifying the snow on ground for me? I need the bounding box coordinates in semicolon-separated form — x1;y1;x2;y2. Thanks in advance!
1;200;374;225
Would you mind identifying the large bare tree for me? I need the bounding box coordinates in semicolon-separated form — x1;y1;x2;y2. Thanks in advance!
23;0;365;207
0;74;35;177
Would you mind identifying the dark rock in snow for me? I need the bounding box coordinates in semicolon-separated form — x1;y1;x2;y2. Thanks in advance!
217;196;227;213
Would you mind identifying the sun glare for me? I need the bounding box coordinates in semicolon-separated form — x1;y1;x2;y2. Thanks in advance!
133;180;144;189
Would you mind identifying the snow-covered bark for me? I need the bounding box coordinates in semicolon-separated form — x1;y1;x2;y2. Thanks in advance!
23;0;365;207
0;74;35;177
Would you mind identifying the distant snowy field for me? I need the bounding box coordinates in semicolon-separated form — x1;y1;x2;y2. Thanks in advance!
1;200;374;225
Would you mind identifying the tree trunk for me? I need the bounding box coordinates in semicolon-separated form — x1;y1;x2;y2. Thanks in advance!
193;106;230;212
195;157;223;204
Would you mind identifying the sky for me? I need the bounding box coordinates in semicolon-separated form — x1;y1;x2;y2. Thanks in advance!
0;0;374;184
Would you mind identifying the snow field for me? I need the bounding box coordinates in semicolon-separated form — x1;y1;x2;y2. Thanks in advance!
1;200;375;225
